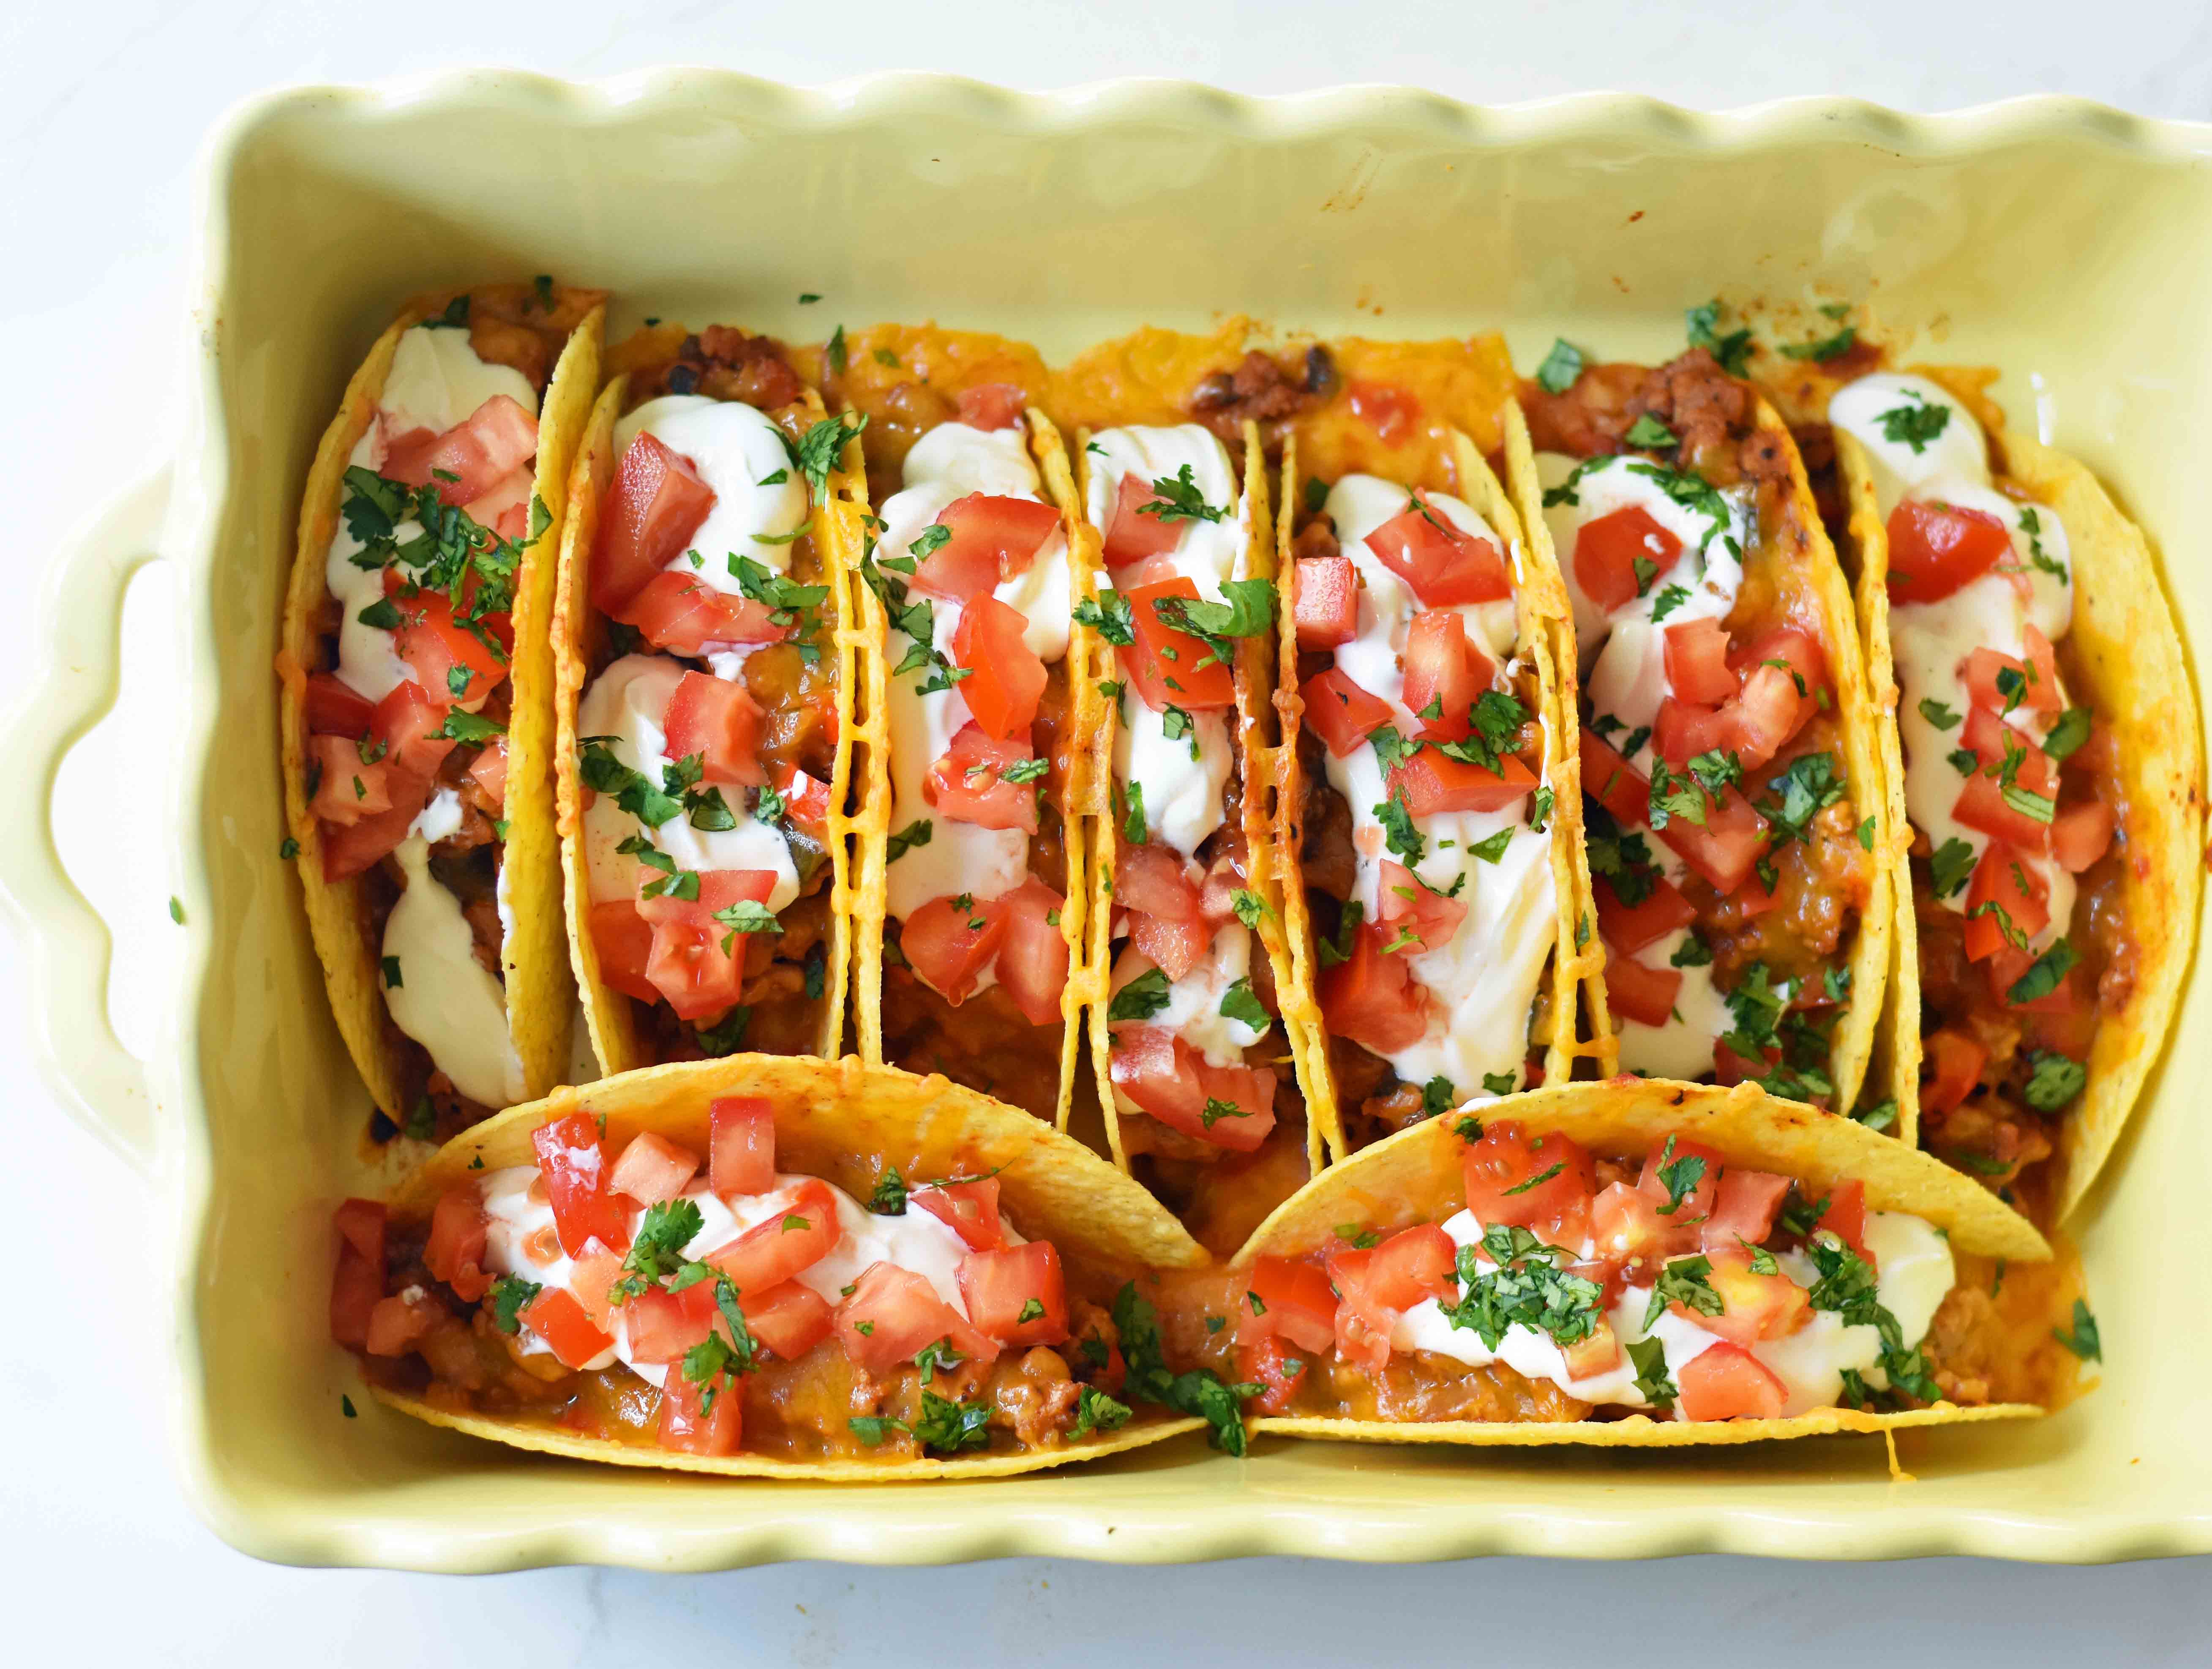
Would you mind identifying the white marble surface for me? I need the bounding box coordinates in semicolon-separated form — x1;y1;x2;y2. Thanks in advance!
6;2;2212;1660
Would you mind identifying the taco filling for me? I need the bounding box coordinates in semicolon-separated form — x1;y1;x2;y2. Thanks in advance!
332;1097;1145;1464
1233;1117;2059;1426
576;329;849;1062
1527;350;1875;1103
303;288;590;1133
1291;473;1556;1146
1087;424;1304;1243
860;383;1077;1114
1830;373;2119;1198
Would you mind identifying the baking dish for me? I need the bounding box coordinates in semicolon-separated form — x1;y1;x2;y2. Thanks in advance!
2;71;2209;1570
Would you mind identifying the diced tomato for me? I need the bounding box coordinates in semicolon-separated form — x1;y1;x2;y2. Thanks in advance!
2016;973;2098;1054
914;1177;1005;1252
1654;783;1770;897
832;1261;999;1377
1328;1224;1457;1372
1461;1121;1596;1247
1116;842;1203;922
625;1282;716;1364
1581;725;1652;828
363;1291;438;1358
1401;610;1494;743
1118;576;1237;712
742;1281;835;1361
703;1178;842;1295
1963;842;2050;962
1603;945;1681;1028
1562;1315;1623;1381
1107;1022;1199;1110
1238;1333;1309;1416
925;722;1040;833
1650;696;1724;768
1375;858;1467;953
1317;919;1429;1054
1664;617;1737;705
306;672;375;735
1953;770;2054;853
950;594;1049;738
566;1247;626;1333
994;880;1070;1027
709;1096;776;1197
1363;495;1511;606
1677;1339;1788;1421
467;738;509;809
1726;625;1828;713
532;1112;633;1257
1299;667;1393;758
384;394;539;508
1190;1059;1277;1152
1965;644;2062;719
616;571;786;654
1810;1179;1872;1266
1637;1136;1723;1224
1130;912;1211;983
309;735;392;825
423;1186;492;1303
1388;747;1538;817
955;383;1026;430
772;762;833;844
1886;497;2012;606
1715;664;1808;775
663;671;766;788
369;678;458;782
1594;872;1695;958
656;1365;743;1456
1348;380;1421;445
1573;504;1683;615
591;432;717;613
959;1242;1070;1347
522;1287;616;1370
609;1132;701;1206
464;463;535;541
589;898;662;1004
2052;800;2115;874
912;493;1062;601
319;793;424;880
1984;942;2084;1016
389;584;507;713
1590;1180;1677;1267
1923;1027;1989;1114
1102;473;1186;568
636;869;777;1022
1294;555;1359;648
1237;1256;1340;1353
901;890;1008;1004
329;1198;386;1348
1703;1168;1789;1251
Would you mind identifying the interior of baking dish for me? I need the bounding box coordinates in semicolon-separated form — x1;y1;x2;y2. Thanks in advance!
158;75;2209;1566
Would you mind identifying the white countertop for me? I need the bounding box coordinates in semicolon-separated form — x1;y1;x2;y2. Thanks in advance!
5;1;2211;1660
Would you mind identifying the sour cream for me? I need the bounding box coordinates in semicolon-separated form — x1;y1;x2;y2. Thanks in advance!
381;837;526;1108
479;1165;1007;1384
874;423;1072;972
615;395;808;593
1831;374;2079;942
1390;1206;1954;1419
1317;475;1555;1098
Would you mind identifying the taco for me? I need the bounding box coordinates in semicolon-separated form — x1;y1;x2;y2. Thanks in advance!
328;1053;1222;1477
1270;358;1583;1164
552;324;864;1076
278;281;605;1140
1814;368;2200;1217
1212;1080;2086;1443
824;327;1088;1130
1515;347;1896;1115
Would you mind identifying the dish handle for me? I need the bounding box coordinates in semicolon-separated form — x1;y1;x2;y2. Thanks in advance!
0;467;170;1172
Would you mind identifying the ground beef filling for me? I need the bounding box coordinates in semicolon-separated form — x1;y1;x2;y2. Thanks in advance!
1187;346;1336;448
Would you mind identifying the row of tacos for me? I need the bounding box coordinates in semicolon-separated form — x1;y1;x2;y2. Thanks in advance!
289;290;2186;1479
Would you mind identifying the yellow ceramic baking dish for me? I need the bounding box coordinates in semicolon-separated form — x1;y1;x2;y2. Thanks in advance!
1;73;2208;1570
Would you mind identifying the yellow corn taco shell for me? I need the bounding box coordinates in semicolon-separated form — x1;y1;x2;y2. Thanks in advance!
372;1052;1206;1479
844;404;1089;1136
1830;369;2202;1216
1508;389;1897;1114
551;349;859;1079
279;287;604;1124
1237;1078;2058;1448
1274;412;1586;1167
1074;422;1309;1231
